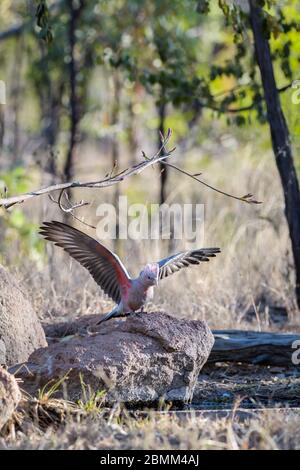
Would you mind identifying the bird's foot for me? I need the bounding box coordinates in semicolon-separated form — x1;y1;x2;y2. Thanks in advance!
136;307;145;315
78;312;133;334
77;326;98;337
86;326;99;336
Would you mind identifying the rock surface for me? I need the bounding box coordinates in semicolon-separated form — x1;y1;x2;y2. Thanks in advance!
0;264;47;366
14;311;214;404
0;366;21;430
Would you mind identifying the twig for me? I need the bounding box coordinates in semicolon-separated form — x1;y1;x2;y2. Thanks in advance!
48;189;96;229
48;189;89;213
161;161;262;204
0;128;261;214
0;130;174;209
204;80;297;115
158;130;261;205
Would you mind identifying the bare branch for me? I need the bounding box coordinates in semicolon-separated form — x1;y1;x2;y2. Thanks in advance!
160;161;262;204
48;189;96;229
0;23;27;42
48;189;89;213
159;128;261;204
0;129;261;212
0;130;174;209
204;80;298;115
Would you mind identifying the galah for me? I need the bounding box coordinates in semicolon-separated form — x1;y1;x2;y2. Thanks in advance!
40;221;221;324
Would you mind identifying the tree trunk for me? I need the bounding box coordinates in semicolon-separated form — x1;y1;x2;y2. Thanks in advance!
157;100;167;205
249;0;300;309
38;42;63;180
111;72;121;249
0;104;4;157
10;36;23;166
127;97;138;166
63;0;83;183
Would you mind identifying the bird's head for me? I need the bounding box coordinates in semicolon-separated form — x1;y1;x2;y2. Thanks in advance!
140;263;159;287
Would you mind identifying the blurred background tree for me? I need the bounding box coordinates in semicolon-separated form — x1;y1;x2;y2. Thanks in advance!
197;0;300;307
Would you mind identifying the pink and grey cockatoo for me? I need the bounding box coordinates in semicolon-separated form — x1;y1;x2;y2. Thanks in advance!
40;221;221;324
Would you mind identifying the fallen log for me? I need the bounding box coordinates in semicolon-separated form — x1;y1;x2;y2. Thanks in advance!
210;330;300;367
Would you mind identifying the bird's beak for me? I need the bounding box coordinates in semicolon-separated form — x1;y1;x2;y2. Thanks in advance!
155;278;159;286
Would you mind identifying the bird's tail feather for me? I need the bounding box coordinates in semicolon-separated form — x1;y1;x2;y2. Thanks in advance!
97;305;120;325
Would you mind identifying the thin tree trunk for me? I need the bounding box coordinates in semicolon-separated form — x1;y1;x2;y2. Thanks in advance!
38;43;63;180
63;0;83;183
0;104;4;158
127;97;138;166
11;36;23;166
111;72;121;249
158;100;167;205
249;0;300;309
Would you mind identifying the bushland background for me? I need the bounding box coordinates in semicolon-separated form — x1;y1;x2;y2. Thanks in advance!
0;0;300;449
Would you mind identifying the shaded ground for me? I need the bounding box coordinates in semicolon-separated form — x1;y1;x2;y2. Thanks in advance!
192;363;300;410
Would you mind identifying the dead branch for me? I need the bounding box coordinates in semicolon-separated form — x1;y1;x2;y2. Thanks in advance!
161;161;262;204
0;128;261;211
158;131;261;205
209;330;300;367
48;189;89;213
48;189;95;229
198;80;298;115
0;129;174;210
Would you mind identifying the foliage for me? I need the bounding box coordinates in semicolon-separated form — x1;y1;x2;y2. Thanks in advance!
77;374;106;414
76;0;300;127
37;371;71;401
201;0;300;125
0;168;44;264
1;0;300;262
35;0;53;43
16;0;300;147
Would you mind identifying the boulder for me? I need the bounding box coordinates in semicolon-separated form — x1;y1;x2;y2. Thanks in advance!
13;311;214;404
0;264;47;366
0;366;21;430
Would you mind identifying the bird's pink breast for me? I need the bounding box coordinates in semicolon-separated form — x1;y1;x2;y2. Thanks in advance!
124;283;150;312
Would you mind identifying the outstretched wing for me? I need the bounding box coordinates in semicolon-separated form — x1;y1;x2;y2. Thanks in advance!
158;247;221;280
40;221;131;303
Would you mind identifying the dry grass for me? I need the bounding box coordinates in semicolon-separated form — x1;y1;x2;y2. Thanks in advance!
1;401;300;450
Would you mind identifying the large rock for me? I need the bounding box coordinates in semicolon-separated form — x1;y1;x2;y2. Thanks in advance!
0;264;47;366
13;311;214;404
0;366;21;430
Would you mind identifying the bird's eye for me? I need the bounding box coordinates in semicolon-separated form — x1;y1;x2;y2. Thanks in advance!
148;276;151;279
